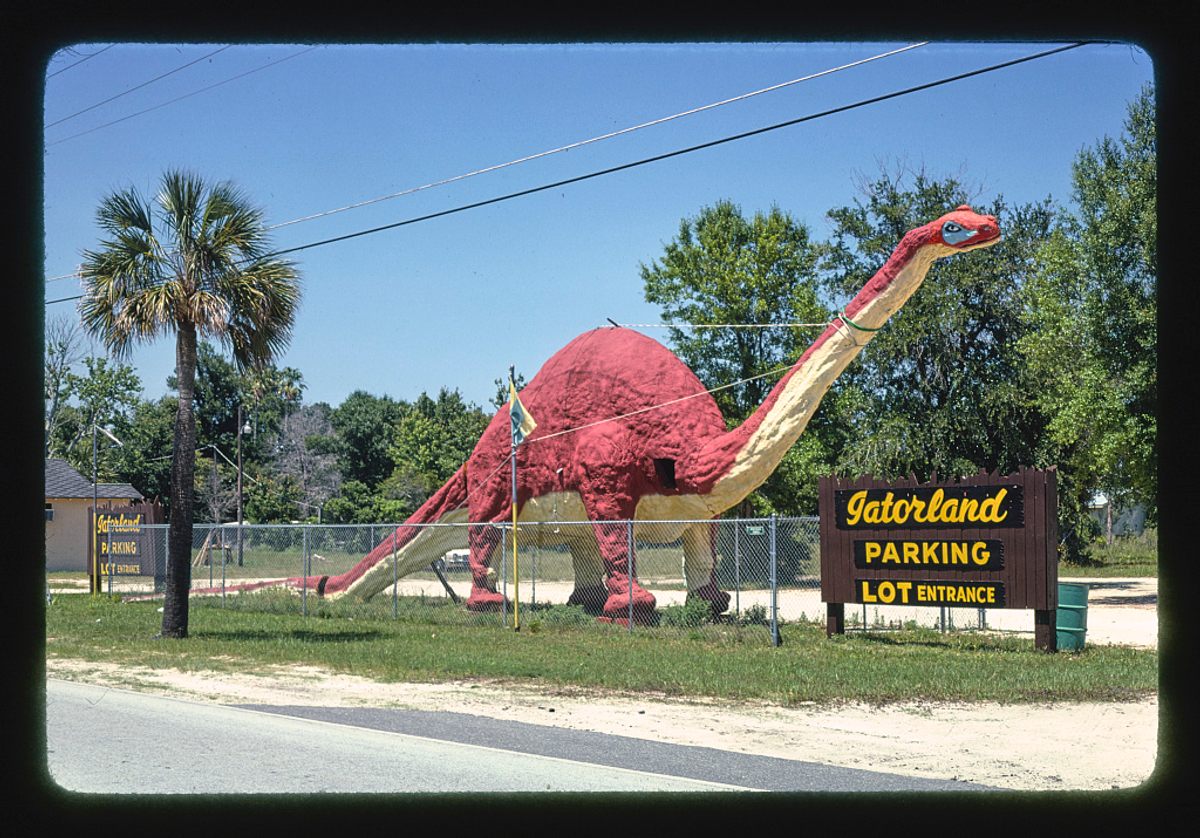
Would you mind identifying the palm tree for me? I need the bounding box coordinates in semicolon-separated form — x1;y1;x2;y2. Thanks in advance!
79;170;301;638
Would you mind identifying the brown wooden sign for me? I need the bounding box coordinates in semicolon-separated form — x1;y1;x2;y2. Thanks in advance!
819;468;1060;650
89;502;164;586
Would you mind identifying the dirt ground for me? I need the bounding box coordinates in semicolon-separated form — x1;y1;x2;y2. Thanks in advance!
45;576;1159;793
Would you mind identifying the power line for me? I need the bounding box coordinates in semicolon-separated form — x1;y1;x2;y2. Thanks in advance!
44;41;1090;307
267;42;1089;260
265;42;929;232
46;44;114;79
45;43;925;287
45;45;319;147
45;46;233;129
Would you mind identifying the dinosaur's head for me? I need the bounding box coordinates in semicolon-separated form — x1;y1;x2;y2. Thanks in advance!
926;205;1001;254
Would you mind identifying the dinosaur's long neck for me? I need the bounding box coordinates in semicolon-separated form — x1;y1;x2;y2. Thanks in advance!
683;233;948;516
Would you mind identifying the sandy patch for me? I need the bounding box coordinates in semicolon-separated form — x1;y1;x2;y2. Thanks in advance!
44;657;1157;792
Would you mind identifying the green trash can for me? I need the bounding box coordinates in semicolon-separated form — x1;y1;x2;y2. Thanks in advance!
1056;582;1089;651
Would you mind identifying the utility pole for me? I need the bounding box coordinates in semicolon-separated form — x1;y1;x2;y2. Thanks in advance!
237;404;245;566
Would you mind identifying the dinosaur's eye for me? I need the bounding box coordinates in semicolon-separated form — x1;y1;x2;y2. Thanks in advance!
941;219;979;246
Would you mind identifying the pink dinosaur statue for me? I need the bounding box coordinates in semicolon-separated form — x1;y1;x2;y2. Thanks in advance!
217;206;1000;623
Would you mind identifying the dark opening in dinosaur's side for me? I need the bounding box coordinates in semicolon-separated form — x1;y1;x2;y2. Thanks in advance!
654;458;678;490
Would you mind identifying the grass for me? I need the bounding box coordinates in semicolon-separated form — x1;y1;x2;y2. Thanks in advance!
1060;528;1158;578
45;592;1157;706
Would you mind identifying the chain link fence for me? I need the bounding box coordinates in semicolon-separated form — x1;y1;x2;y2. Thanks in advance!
114;518;995;641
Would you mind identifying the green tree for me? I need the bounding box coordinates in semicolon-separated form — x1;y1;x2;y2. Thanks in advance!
55;356;143;481
330;390;405;488
169;341;305;467
111;395;177;508
491;372;525;411
640;200;829;514
78;169;301;638
1020;85;1157;544
242;466;305;523
241;362;305;458
390;388;490;498
321;479;410;525
818;168;1056;484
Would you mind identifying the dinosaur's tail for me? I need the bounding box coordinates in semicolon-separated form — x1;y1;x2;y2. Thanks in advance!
177;466;471;603
318;465;471;598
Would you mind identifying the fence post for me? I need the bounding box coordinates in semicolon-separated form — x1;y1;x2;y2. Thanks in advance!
501;524;508;627
734;519;741;618
627;520;634;633
392;527;399;620
770;515;781;647
302;526;309;617
221;526;227;606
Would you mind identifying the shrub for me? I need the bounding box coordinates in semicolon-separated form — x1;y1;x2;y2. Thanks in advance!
659;598;713;628
740;603;769;626
536;604;593;626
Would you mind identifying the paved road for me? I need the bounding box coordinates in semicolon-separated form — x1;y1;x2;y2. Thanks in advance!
45;680;992;794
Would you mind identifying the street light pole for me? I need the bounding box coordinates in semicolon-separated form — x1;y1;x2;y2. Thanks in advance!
91;410;98;595
89;416;124;595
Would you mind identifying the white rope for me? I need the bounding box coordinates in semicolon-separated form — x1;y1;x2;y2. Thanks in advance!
617;322;830;329
446;358;801;515
527;361;795;445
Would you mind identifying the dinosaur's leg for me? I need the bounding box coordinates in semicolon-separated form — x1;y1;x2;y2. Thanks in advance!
682;522;731;616
581;506;656;624
464;523;506;612
565;538;607;614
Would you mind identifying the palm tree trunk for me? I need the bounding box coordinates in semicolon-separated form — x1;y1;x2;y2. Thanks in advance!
161;324;198;638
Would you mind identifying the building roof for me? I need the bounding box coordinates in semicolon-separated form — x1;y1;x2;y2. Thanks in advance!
45;458;143;501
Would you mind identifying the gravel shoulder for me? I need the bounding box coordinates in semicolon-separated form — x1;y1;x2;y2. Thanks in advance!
45;576;1160;792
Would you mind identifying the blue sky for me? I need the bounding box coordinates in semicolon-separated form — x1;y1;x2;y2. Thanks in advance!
42;40;1154;413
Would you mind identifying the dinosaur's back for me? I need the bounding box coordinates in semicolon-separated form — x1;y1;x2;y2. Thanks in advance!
523;328;726;433
467;328;727;488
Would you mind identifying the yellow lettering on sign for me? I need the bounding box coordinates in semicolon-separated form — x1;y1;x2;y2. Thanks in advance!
911;583;999;605
938;496;959;523
843;487;1012;527
860;580;914;605
845;491;866;526
971;542;991;566
979;489;1009;523
863;542;881;564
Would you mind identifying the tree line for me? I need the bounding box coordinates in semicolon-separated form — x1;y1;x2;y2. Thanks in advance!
49;86;1155;570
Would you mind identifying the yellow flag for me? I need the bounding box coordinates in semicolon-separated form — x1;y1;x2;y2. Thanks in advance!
509;377;537;446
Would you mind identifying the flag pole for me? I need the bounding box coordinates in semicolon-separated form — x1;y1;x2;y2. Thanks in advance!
509;365;520;631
